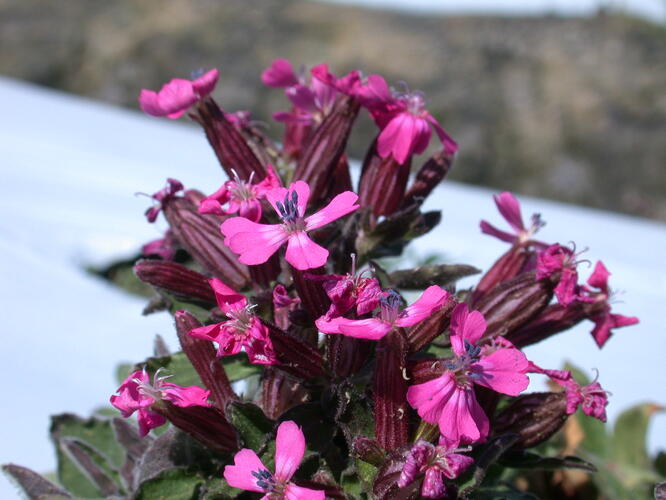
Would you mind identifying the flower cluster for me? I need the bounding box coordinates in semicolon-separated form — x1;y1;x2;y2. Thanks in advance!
100;60;639;499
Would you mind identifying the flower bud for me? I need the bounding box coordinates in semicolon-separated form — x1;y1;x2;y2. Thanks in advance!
473;271;554;341
492;391;569;449
358;138;412;217
194;99;266;182
134;260;216;306
506;302;592;348
260;367;309;420
293;96;360;205
152;400;238;453
353;436;386;466
374;330;409;451
263;320;325;380
401;149;454;209
174;310;237;409
471;244;535;305
406;295;456;353
162;196;249;290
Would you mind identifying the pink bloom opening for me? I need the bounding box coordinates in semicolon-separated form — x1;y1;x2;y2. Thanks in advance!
144;178;184;223
221;181;359;270
536;244;581;307
397;439;474;498
199;166;281;222
110;369;210;436
188;279;277;365
139;69;219;119
479;192;546;246
578;261;639;347
356;74;458;163
223;420;324;499
315;286;450;341
407;304;529;443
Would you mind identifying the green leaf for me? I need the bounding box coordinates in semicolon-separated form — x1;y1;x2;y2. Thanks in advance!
201;477;239;499
59;438;123;496
612;403;664;471
221;354;262;382
468;484;540;499
499;451;596;472
458;434;520;496
50;414;125;498
388;263;480;289
226;402;274;451
2;464;72;500
135;468;203;500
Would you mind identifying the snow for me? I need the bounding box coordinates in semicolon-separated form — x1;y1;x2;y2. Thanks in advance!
1;77;664;499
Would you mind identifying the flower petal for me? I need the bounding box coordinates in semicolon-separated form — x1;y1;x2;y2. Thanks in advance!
274;421;305;482
377;113;414;164
472;348;529;396
479;220;517;244
157;79;197;118
395;286;449;327
139;90;165;117
337;318;392;340
261;58;299;88
285;232;329;270
209;278;246;312
192;68;219;96
439;386;488;444
493;192;525;234
266;181;311;218
305;191;359;230
587;261;610;291
221;218;289;266
449;304;486;355
224;448;268;493
137;409;167;437
407;373;457;425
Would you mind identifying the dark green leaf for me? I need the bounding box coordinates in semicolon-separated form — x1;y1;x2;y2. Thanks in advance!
500;450;596;472
221;354;262;382
226;402;274;451
60;438;123;496
134;468;202;500
612;403;663;471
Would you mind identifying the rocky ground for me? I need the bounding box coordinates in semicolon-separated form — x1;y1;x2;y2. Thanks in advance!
2;0;665;219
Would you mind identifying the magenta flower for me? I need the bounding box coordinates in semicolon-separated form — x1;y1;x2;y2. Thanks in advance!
356;74;457;163
263;59;359;126
578;261;639;347
479;192;546;246
536;244;580;307
224;420;325;499
142;229;177;260
221;181;359;270
188;278;276;365
407;304;529;443
397;439;474;498
110;369;210;437
529;363;609;422
199;166;281;222
306;255;382;319
316;286;449;340
139;68;219;119
144;178;184;222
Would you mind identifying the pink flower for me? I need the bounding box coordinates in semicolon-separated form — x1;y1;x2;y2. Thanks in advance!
188;279;276;365
139;68;219;119
316;286;449;341
407;304;529;443
110;369;210;437
536;244;580;307
529;363;609;422
144;178;184;223
397;439;474;498
578;261;639;347
221;181;359;270
263;59;359;126
224;420;325;499
480;192;546;246
356;75;457;163
306;255;382;319
199;166;281;222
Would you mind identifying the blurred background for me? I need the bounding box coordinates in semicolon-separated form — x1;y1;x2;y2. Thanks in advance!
1;1;665;498
2;0;665;219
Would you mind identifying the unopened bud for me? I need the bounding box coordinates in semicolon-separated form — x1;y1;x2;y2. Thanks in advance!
401;149;454;209
263;321;325;380
134;260;216;306
506;302;594;348
358;139;411;217
293;96;360;205
260;367;309;420
353;437;386;466
162;196;249;290
474;271;554;340
492;391;569;449
471;244;535;305
195;99;266;181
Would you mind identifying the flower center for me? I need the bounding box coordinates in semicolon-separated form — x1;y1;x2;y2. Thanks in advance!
226;305;256;338
230;170;256;201
276;190;306;232
251;468;277;492
444;341;482;388
379;290;402;324
404;92;426;116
